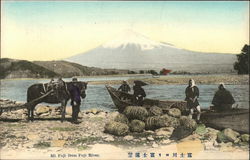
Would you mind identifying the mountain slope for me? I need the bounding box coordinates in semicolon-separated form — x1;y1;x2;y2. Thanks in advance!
67;30;236;73
0;58;58;79
0;58;129;79
33;60;129;77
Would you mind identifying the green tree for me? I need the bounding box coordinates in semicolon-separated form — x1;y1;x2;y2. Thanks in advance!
234;44;249;74
139;70;144;74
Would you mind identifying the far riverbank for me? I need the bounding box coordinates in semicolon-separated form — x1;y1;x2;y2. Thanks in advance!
88;74;249;85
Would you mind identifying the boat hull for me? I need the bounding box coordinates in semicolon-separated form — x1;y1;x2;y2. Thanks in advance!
106;85;187;113
201;109;249;133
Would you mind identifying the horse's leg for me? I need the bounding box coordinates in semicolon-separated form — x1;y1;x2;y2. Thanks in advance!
31;105;35;122
27;104;36;122
27;107;31;121
61;100;67;123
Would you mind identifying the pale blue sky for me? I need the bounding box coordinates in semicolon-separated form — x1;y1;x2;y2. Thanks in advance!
1;1;249;60
3;1;247;26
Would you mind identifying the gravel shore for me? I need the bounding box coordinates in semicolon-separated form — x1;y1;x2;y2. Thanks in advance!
0;99;249;160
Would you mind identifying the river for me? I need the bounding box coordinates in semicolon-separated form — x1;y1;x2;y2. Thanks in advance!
0;76;249;111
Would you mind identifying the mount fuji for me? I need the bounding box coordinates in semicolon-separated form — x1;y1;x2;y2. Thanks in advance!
66;30;236;73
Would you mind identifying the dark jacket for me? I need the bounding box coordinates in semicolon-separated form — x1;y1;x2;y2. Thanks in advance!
69;84;81;105
185;86;199;108
118;84;131;93
212;88;235;106
133;85;146;98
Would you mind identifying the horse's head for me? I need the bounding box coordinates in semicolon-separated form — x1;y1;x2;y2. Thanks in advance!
71;81;88;99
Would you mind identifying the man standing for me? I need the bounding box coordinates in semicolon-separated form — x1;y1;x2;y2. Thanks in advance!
69;77;81;123
133;81;146;106
212;83;235;111
185;79;201;123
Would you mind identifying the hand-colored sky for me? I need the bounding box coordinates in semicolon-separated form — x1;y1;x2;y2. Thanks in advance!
1;1;249;61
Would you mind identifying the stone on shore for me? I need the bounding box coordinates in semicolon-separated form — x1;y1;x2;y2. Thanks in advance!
217;128;240;143
35;106;51;115
155;127;174;136
147;136;154;141
241;134;249;143
217;132;229;143
223;128;240;142
104;135;115;142
123;135;134;141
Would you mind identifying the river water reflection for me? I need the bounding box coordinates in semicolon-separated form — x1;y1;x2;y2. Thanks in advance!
0;76;249;111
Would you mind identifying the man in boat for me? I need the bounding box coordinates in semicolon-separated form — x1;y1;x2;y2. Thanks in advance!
211;83;235;111
69;77;82;123
133;80;147;106
118;80;131;100
185;79;201;123
118;80;131;93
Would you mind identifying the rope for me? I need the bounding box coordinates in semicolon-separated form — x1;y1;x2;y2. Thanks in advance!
0;90;54;114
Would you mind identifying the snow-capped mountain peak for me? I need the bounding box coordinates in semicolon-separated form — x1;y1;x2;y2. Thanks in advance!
102;29;175;50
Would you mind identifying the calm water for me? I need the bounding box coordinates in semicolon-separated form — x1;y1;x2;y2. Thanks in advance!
0;76;249;111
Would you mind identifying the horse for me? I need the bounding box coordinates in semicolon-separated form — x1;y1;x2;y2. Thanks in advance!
26;81;87;122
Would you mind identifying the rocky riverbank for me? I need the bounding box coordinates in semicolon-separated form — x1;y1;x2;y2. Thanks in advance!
0;99;249;160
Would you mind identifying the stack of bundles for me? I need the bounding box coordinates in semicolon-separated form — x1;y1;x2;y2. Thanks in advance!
148;106;163;116
145;109;181;130
123;106;149;121
129;120;145;133
104;121;129;136
114;113;129;125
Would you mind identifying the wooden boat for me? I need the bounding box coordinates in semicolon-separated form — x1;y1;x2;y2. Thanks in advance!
201;108;249;133
105;85;188;113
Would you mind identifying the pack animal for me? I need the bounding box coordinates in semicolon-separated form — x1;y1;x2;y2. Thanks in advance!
26;81;87;122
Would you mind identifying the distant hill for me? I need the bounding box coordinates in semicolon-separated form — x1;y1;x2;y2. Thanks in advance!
0;58;58;79
0;58;129;79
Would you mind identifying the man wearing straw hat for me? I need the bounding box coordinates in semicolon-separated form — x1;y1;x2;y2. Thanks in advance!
133;80;147;106
118;80;131;93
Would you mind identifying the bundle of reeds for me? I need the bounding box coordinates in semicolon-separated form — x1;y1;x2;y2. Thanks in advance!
114;113;129;124
169;116;180;128
148;106;163;116
123;106;149;121
104;121;129;136
145;116;160;130
129;119;145;133
168;108;181;118
179;116;197;130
